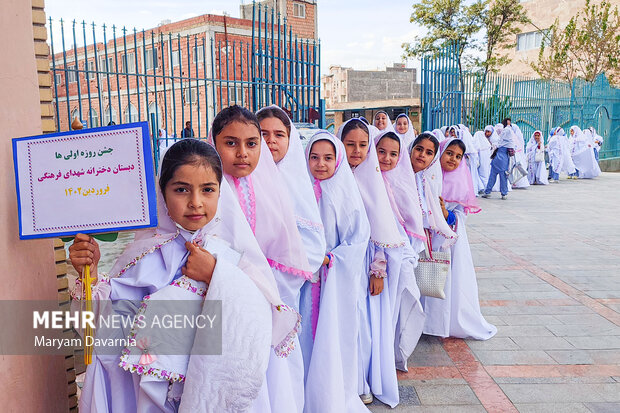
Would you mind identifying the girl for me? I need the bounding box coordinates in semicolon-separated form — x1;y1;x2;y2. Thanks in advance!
481;127;516;199
304;131;371;413
338;119;411;406
424;137;497;339
569;125;601;179
374;130;427;372
393;113;416;148
69;139;297;412
209;105;311;413
474;126;494;192
526;131;549;185
510;124;530;189
373;110;394;132
547;127;576;182
256;105;327;377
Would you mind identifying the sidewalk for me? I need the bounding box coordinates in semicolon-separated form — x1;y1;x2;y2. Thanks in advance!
370;172;620;413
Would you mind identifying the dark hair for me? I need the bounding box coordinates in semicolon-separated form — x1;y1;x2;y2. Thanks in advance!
377;131;401;151
412;132;439;154
159;139;223;194
256;107;291;136
340;118;369;142
308;138;336;157
445;139;466;155
502;117;511;127
211;105;261;143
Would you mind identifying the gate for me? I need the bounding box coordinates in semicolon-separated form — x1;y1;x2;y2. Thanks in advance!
421;43;620;159
47;2;323;164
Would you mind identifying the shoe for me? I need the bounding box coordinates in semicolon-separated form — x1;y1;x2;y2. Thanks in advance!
360;394;373;405
501;195;507;200
478;189;485;195
481;193;490;198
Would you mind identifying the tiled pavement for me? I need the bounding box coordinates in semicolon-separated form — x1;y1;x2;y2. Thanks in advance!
370;172;620;413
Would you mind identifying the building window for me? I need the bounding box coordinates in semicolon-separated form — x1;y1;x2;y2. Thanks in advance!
124;103;138;123
148;102;161;128
88;108;99;127
122;52;136;73
516;30;547;51
100;56;115;78
87;61;95;80
67;65;77;83
193;45;204;63
170;50;180;67
70;108;79;121
54;73;62;85
293;2;306;18
183;88;198;105
104;105;117;125
145;47;158;71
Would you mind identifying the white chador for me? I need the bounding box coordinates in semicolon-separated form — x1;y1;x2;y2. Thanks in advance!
474;126;494;190
569;125;601;179
422;138;497;340
526;131;549;185
304;131;371;413
510;124;530;189
338;119;409;407
72;179;299;413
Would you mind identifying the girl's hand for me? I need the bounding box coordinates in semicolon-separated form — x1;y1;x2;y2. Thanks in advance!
322;255;330;266
439;196;449;219
369;275;384;296
68;233;100;280
183;241;216;284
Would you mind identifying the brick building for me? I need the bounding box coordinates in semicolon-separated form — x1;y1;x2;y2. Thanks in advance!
50;0;318;136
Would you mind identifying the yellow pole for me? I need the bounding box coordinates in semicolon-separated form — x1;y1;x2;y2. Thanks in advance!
83;264;93;365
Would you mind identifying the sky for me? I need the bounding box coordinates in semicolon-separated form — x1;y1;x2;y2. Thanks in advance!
45;0;424;78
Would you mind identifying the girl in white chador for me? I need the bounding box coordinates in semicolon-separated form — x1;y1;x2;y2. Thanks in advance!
374;110;395;133
546;127;575;182
425;137;497;339
69;139;299;412
209;105;312;413
338;119;420;406
510;124;530;189
374;130;427;373
304;131;371;413
526;130;549;185
256;106;327;377
569;125;601;179
393;113;417;149
473;125;495;191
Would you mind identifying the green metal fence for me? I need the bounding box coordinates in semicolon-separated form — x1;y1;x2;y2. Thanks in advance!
47;3;323;165
422;44;620;159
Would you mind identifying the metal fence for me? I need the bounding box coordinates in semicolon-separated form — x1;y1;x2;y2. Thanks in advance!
47;3;323;164
422;44;620;159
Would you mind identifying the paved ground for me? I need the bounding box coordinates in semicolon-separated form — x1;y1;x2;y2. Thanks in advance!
370;172;620;413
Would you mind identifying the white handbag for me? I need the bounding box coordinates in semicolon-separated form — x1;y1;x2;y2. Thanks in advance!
535;149;545;162
507;159;527;184
414;229;450;299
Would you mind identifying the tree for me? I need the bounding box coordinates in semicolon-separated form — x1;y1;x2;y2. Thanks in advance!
531;0;620;86
402;0;529;79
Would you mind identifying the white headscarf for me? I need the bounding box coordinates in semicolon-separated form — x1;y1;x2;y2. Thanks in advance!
337;119;404;248
474;130;492;151
393;113;416;149
497;127;516;149
457;124;478;154
374;130;426;242
432;128;445;143
373;110;395;132
256;105;325;271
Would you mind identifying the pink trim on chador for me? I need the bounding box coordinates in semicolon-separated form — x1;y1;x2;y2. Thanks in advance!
267;258;313;280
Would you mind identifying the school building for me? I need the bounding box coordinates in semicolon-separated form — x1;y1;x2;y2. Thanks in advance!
49;0;318;136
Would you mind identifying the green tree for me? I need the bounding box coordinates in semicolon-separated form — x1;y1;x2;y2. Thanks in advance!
531;0;620;86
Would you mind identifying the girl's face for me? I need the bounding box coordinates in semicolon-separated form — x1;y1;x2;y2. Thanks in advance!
449;129;457;138
260;117;289;163
164;163;220;231
376;137;400;172
410;138;436;173
374;113;388;130
534;132;541;143
570;128;575;136
485;130;492;138
308;140;337;180
214;121;261;178
342;128;369;168
440;144;464;172
395;117;409;134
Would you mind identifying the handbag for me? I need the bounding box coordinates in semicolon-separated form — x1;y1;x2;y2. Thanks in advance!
535;148;545;162
507;158;527;184
414;229;450;299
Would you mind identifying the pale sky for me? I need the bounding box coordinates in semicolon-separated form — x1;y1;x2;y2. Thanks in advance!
45;0;423;78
